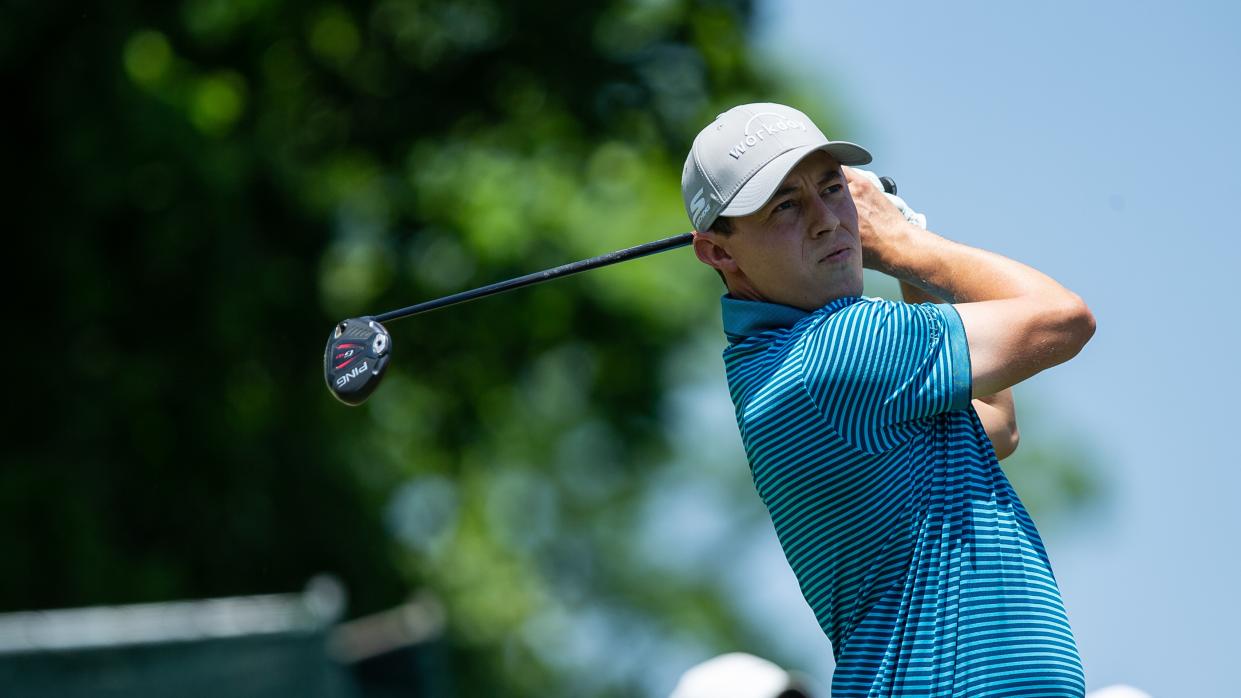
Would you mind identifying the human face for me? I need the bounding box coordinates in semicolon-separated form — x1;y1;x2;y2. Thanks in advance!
697;151;862;310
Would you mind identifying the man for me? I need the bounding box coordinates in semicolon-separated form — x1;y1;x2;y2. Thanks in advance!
682;103;1095;696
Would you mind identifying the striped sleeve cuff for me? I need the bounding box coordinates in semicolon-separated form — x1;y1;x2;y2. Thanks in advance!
936;303;973;411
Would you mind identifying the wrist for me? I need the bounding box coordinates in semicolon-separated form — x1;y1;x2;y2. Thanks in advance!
862;221;922;276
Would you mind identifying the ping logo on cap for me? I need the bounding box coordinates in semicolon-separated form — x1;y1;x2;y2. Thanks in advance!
727;112;808;160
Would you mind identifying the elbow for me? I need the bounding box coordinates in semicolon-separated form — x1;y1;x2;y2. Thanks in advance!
993;425;1019;461
1073;295;1097;347
1055;293;1096;360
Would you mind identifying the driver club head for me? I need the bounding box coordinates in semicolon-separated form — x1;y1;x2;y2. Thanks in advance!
324;317;392;406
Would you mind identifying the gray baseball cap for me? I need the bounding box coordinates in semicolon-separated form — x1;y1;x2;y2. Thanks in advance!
681;103;872;232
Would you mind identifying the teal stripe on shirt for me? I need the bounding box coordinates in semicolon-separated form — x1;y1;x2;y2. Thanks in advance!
720;295;1083;697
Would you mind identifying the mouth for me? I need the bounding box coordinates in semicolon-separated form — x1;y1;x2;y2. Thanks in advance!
819;246;852;263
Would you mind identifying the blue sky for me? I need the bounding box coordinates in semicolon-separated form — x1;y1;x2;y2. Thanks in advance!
727;1;1241;695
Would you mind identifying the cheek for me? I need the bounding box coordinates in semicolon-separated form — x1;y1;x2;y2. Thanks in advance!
838;199;859;231
745;246;789;280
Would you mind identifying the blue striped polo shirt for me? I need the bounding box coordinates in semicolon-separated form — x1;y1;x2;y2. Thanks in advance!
721;295;1083;697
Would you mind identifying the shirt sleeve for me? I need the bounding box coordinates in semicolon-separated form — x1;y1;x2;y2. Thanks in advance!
800;299;972;454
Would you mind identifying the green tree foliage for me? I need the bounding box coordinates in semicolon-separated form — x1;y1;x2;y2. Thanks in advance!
2;2;1099;694
2;0;844;694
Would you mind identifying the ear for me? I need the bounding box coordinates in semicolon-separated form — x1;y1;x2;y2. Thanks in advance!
692;231;739;274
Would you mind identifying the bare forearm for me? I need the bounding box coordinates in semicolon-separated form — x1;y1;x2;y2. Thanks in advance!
849;168;1088;309
879;226;1077;306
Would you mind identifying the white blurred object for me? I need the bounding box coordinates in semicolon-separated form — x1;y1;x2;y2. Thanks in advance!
1086;686;1153;698
668;652;809;698
0;575;345;653
851;168;927;229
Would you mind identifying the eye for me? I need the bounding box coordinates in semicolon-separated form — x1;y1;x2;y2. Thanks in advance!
774;199;796;212
822;183;844;196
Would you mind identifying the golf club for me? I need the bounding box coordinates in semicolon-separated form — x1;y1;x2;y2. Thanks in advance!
324;176;898;405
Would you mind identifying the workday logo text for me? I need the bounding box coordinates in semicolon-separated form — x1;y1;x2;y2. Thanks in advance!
727;113;807;160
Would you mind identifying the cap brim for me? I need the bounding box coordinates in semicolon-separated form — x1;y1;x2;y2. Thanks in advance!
720;141;872;217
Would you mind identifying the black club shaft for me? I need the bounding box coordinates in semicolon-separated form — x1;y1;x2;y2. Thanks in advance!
371;176;898;324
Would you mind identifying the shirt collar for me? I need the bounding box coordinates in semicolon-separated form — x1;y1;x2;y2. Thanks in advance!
721;295;861;341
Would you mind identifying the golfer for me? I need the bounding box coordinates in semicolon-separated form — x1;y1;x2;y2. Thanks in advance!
683;103;1095;696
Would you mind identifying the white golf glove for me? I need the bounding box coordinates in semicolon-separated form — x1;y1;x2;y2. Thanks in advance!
852;168;927;230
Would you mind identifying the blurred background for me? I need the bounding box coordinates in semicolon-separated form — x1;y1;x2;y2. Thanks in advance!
4;0;1237;696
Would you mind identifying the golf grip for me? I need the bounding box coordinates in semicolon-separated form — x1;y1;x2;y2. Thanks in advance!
374;176;898;324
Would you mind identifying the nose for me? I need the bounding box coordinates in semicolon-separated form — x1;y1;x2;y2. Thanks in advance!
807;195;839;238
